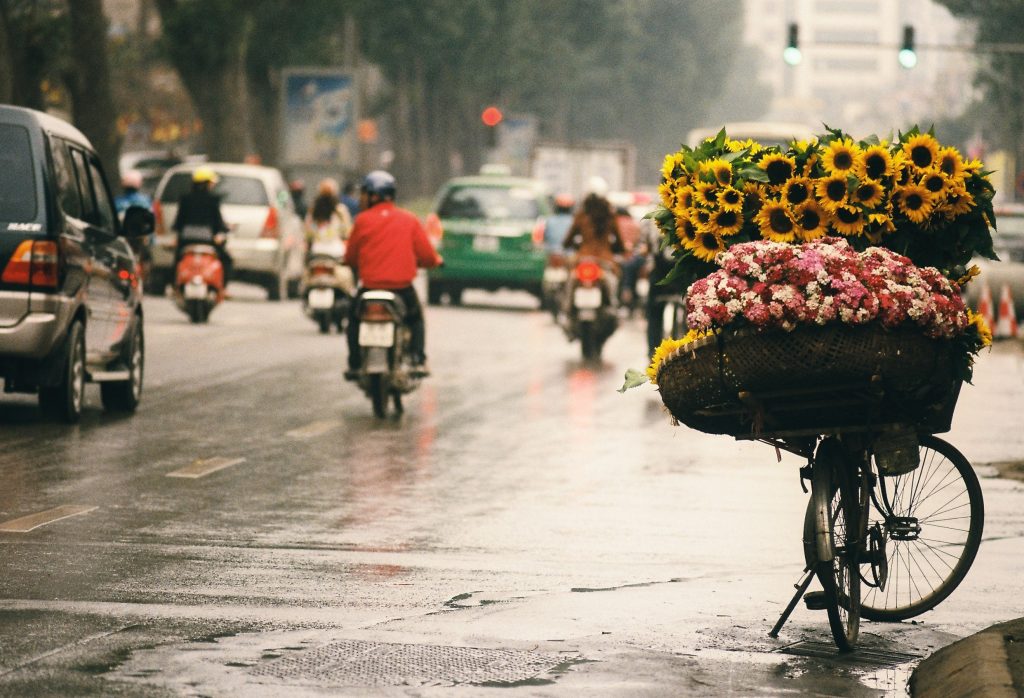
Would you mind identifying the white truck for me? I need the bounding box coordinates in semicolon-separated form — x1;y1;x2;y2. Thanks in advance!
529;141;636;199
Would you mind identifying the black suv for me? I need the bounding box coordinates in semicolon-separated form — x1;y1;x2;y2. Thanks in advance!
0;105;153;422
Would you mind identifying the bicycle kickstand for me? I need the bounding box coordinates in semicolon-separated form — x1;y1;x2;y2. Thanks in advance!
769;567;816;638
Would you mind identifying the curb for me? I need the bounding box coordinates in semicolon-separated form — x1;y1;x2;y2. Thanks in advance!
911;620;1024;697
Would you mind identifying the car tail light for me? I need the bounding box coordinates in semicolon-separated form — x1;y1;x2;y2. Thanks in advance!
2;240;60;287
260;207;280;238
361;301;393;322
153;199;164;233
425;212;443;245
532;217;546;247
574;261;603;284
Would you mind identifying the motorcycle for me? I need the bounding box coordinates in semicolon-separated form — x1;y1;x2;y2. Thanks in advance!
301;240;355;334
173;242;224;323
541;250;570;319
561;256;619;361
353;290;422;418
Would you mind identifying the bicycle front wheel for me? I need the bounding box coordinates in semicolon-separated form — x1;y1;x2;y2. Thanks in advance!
860;435;984;621
810;438;862;651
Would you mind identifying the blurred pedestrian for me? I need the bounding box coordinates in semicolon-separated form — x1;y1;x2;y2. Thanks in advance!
341;181;360;219
289;179;307;218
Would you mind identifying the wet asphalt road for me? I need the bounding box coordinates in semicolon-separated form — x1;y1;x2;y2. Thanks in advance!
1;286;1023;696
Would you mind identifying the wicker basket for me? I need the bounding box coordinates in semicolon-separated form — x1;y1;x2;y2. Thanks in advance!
656;324;961;437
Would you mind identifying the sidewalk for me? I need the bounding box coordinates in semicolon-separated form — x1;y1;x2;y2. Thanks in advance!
911;617;1024;697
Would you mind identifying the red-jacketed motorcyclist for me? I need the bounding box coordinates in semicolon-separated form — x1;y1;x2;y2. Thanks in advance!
343;170;442;379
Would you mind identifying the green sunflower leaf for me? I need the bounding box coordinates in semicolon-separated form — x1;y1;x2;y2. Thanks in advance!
617;368;649;393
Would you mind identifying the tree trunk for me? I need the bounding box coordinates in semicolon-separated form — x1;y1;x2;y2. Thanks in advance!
0;5;12;103
391;68;415;197
66;0;121;181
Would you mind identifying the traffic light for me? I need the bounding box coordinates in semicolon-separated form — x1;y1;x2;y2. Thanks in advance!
481;106;502;148
899;25;917;68
783;23;802;65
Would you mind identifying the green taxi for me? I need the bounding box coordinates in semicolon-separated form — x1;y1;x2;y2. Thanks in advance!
426;172;551;305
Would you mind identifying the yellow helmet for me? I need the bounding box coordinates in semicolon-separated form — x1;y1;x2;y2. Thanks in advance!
192;167;219;184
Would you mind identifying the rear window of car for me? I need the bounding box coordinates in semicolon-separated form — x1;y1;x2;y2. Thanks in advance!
0;123;38;222
437;185;540;220
159;172;269;206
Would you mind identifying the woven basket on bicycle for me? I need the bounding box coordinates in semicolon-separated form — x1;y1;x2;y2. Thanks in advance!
656;323;961;438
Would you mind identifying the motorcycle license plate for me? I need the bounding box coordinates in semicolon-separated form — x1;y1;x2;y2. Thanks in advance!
184;281;207;299
573;286;602;310
359;322;394;348
308;287;334;309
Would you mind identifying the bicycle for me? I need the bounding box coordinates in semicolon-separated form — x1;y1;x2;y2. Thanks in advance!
738;383;986;651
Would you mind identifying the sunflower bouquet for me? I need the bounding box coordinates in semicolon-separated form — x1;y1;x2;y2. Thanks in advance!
632;126;998;403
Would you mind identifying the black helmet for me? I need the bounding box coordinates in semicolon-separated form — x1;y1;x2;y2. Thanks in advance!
361;170;396;200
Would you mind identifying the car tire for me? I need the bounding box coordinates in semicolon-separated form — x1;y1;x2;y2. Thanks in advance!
39;319;86;423
266;273;284;301
101;318;144;413
427;283;443;306
287;277;301;299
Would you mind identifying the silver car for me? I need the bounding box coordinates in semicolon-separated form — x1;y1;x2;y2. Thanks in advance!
149;162;305;300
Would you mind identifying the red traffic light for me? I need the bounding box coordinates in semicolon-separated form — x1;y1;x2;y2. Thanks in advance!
481;106;503;127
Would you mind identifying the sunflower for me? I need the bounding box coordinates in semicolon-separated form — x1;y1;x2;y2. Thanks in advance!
661;152;682;181
937;147;966;179
903;133;940;170
814;173;850;212
691;206;712;228
694;182;719;208
859;144;895;180
919;168;950;198
743;181;765;213
658;181;676;209
727;138;762;155
867;212;896;234
759;153;796;186
896;184;934;224
794;201;828;241
893;150;913;186
701;159;733;186
717;186;743;212
967;309;993;348
755;200;797;242
943;185;975;217
675;185;694;210
832;205;867;236
853;179;885;208
688;228;726;262
675;213;699;247
709;207;743;237
782;176;813;206
822;138;861;175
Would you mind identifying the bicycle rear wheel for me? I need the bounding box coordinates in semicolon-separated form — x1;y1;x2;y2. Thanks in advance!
860;435;984;621
809;438;862;651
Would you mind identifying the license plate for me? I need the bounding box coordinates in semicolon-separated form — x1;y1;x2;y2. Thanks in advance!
544;267;568;283
184;281;207;299
359;322;394;347
573;286;602;310
472;235;500;253
308;287;334;309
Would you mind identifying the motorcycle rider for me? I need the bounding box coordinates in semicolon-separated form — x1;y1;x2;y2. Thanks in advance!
562;190;625;299
172;167;232;284
115;170;152;215
304;177;352;254
343;170;442;379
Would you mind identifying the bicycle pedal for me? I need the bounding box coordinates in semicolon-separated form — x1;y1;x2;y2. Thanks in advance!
803;591;827;610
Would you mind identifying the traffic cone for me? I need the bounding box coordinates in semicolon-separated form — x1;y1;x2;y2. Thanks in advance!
976;282;995;332
995;284;1019;340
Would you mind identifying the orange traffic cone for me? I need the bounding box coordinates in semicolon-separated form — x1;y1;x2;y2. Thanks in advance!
977;282;996;331
995;284;1019;340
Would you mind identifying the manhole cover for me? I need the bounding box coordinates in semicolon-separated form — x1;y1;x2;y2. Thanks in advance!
779;640;922;666
249;639;568;687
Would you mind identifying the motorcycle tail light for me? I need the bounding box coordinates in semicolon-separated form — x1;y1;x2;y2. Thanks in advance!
310;263;334;276
260;207;280;238
532;217;546;248
361;301;393;322
2;240;59;287
575;261;602;284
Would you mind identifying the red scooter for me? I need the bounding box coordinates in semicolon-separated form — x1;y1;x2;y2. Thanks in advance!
174;242;224;323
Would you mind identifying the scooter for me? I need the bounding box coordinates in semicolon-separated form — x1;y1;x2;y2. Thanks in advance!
173;242;224;323
301;240;355;334
353;290;422;418
561;256;619;361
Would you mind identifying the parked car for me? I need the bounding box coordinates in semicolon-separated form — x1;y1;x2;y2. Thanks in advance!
149;162;304;300
118;149;185;198
964;203;1024;319
0;105;152;421
426;171;551;305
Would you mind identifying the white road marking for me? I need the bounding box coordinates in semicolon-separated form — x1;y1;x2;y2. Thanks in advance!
286;419;342;438
167;457;246;479
0;505;98;533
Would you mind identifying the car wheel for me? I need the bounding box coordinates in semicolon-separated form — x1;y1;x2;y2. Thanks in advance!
101;318;144;412
427;283;443;306
266;273;284;301
39;319;86;423
287;277;301;299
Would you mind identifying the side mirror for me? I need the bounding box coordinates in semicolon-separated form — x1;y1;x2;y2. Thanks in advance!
122;205;155;237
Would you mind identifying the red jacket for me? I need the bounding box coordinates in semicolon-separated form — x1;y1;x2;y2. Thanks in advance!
344;202;442;288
